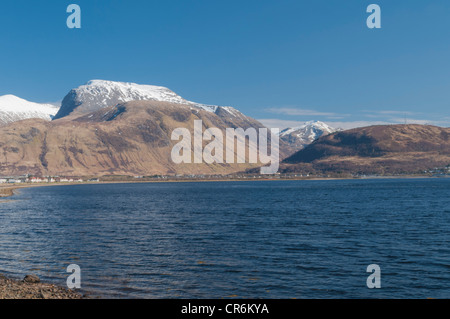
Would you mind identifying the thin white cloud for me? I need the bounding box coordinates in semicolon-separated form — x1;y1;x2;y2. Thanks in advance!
388;117;450;126
377;110;418;115
44;100;62;107
362;110;419;116
258;119;314;130
265;107;345;117
388;118;429;125
259;118;450;131
325;120;394;130
258;118;392;130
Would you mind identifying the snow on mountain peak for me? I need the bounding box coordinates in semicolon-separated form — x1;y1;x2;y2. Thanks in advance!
279;121;339;152
280;121;336;137
0;94;59;125
53;79;228;119
79;80;189;106
0;95;57;113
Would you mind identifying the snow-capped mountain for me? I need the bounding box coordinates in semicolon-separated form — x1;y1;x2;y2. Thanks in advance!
0;95;59;126
53;80;244;121
280;121;338;152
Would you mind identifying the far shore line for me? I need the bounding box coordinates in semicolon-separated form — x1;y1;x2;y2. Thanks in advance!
0;174;446;200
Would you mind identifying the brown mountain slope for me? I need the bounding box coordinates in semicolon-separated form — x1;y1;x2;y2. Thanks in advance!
0;100;281;176
282;124;450;174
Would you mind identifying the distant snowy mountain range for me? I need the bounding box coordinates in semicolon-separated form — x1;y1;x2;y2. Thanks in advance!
0;81;446;177
0;80;334;153
279;121;339;152
0;80;249;126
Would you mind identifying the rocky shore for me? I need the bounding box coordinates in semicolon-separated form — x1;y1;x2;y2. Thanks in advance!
0;274;84;299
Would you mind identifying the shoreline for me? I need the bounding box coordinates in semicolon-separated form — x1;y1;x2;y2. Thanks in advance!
0;273;84;299
0;174;445;200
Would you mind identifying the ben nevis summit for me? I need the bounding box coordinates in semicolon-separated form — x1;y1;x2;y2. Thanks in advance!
0;80;282;177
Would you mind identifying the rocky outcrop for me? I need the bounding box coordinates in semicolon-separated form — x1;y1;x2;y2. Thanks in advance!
0;274;84;299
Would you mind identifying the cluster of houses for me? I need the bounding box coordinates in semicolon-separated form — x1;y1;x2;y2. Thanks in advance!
425;166;450;176
0;175;87;184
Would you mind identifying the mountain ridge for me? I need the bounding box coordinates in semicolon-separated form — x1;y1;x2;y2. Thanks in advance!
53;80;242;120
0;99;273;176
281;124;450;174
279;121;338;155
0;81;448;177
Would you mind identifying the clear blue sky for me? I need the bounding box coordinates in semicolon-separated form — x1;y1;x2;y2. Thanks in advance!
1;0;450;129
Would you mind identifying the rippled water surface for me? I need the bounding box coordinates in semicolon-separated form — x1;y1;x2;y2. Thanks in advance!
0;179;448;298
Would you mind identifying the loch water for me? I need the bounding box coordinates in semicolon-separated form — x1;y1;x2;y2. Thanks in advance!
0;178;448;298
